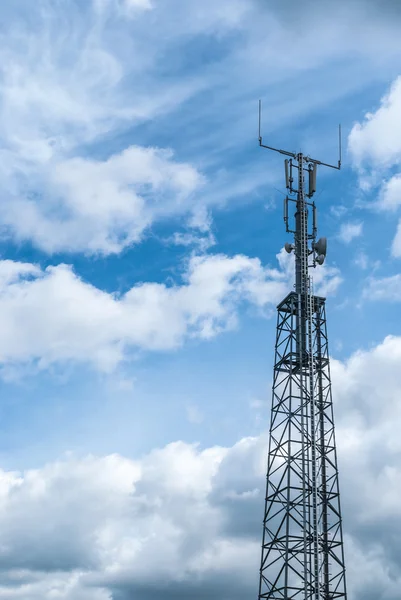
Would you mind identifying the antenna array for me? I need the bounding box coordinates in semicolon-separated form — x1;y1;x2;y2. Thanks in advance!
257;102;347;600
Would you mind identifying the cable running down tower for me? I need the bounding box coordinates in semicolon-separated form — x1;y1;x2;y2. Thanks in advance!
257;102;347;600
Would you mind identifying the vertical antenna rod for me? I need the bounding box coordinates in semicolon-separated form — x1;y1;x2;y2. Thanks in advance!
257;101;346;600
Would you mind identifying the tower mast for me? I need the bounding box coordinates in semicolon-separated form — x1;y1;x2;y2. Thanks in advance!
257;102;347;600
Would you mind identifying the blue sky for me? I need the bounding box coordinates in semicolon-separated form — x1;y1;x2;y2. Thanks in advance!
0;1;401;599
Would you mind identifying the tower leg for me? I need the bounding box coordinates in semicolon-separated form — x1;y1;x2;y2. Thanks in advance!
258;292;347;600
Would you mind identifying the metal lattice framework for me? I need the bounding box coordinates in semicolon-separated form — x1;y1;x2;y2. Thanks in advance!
257;108;347;600
258;292;346;599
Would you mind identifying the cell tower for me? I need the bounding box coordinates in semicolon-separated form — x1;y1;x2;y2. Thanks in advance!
257;102;347;600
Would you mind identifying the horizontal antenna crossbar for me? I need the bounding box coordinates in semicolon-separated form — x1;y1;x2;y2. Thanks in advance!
258;100;341;170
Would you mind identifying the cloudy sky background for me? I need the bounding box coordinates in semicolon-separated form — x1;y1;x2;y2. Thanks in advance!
0;0;400;598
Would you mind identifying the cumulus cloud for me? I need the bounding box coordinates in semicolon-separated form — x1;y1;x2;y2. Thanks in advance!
0;335;400;598
348;76;401;169
348;77;401;210
378;174;401;212
0;441;258;600
0;254;280;371
330;336;401;600
5;146;204;255
348;76;401;255
0;250;340;374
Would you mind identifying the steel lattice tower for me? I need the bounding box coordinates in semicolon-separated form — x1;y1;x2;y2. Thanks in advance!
257;105;347;600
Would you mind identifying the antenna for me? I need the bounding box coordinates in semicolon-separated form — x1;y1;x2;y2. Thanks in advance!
284;159;289;189
258;100;296;158
258;98;341;271
258;100;342;170
257;100;347;600
308;162;317;196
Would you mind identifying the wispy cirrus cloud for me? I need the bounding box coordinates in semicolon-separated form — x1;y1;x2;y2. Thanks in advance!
94;0;153;15
0;1;210;255
0;1;400;256
363;273;401;302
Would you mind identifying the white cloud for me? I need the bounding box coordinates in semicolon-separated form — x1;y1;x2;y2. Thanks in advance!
0;2;400;255
187;206;213;233
348;77;401;255
0;335;401;598
331;337;401;555
0;572;109;600
93;0;152;15
391;218;401;257
363;272;401;301
0;254;282;371
0;1;206;154
354;250;380;271
168;231;216;252
4;146;204;255
186;404;204;424
166;206;216;252
0;440;258;599
338;221;363;244
0;251;340;373
0;1;210;255
378;173;401;212
354;250;369;269
348;76;401;169
330;204;347;218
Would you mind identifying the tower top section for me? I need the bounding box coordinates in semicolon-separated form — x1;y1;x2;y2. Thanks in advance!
258;100;342;171
258;100;342;292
